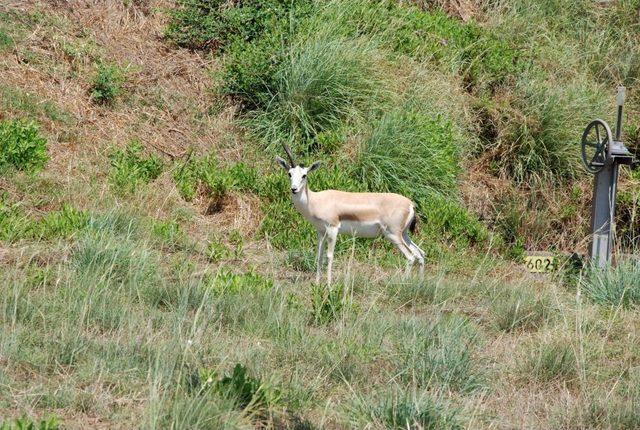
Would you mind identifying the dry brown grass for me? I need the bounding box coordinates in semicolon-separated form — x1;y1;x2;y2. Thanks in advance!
1;0;262;242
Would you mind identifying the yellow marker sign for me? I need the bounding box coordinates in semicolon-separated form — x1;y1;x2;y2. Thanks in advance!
524;255;556;272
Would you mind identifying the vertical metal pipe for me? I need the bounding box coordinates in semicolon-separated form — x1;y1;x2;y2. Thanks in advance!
615;86;625;141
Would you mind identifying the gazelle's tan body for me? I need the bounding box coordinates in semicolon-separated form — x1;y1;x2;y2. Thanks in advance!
294;189;414;238
276;151;424;284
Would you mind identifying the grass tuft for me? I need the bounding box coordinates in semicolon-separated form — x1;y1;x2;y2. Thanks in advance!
491;285;552;332
581;260;640;308
523;338;577;384
349;389;461;430
398;314;483;393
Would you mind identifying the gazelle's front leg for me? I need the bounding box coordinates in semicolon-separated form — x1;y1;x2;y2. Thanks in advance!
315;230;326;284
325;226;338;285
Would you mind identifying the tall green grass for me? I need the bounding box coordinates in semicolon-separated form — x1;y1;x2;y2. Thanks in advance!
245;31;386;148
354;108;459;200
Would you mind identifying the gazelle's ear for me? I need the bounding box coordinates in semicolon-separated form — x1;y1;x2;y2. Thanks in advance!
308;161;321;173
275;156;290;170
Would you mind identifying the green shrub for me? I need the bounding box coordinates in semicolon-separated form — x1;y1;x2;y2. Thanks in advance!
169;0;311;111
0;28;12;50
109;141;162;193
349;389;460;430
0;416;60;430
0;119;48;172
219;33;285;110
34;204;89;240
581;261;640;308
173;155;257;204
205;237;230;262
211;269;273;295
193;363;280;411
151;219;188;251
419;195;488;247
314;1;518;88
0;197;88;242
226;162;259;192
166;0;310;52
90;63;124;104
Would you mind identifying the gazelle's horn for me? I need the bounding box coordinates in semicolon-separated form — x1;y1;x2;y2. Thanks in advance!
283;143;296;166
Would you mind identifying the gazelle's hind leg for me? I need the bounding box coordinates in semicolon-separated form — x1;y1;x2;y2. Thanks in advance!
384;231;416;278
403;231;425;279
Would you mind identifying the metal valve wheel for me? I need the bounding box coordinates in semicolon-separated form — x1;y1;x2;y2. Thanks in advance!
581;119;613;174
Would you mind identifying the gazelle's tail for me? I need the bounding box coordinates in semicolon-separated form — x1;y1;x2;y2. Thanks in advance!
408;206;418;234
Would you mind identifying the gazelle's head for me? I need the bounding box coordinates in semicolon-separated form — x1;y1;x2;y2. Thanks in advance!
276;145;321;195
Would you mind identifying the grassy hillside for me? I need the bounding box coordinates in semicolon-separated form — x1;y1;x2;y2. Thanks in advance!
1;0;640;428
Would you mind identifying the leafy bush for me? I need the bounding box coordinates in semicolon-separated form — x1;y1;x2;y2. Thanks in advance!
151;219;188;251
581;261;640;308
89;63;124;104
0;197;88;242
0;119;48;172
314;0;518;88
192;363;280;411
166;0;310;52
209;268;273;295
173;155;258;206
109;141;162;193
419;195;488;247
0;416;60;430
168;0;312;112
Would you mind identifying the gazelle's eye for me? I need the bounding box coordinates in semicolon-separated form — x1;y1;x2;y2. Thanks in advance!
302;174;307;179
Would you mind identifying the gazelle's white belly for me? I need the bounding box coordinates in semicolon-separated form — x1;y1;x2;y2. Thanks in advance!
338;221;381;238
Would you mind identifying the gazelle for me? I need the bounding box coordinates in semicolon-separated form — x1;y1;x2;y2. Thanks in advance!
276;145;425;285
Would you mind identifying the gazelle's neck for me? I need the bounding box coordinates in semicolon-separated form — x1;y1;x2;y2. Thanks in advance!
292;183;313;216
